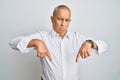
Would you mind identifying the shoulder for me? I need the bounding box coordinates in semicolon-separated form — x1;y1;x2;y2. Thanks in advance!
38;30;49;35
69;31;87;39
37;30;52;38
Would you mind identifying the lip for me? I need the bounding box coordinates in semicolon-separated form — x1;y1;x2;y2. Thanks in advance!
59;28;65;31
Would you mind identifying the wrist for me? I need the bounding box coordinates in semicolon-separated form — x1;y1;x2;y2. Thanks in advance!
86;40;94;48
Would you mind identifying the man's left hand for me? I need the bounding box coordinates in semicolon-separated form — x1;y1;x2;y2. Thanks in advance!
76;41;92;62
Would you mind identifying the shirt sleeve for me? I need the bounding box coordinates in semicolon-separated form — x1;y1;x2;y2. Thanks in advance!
9;37;23;50
75;32;108;54
94;40;107;54
9;32;42;53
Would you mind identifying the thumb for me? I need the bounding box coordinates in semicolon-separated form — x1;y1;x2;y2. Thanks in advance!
76;52;81;63
47;51;53;61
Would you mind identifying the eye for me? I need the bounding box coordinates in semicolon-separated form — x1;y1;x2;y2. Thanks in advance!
57;18;63;21
65;19;71;22
55;17;71;22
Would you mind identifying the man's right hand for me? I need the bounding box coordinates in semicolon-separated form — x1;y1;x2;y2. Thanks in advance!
27;39;52;61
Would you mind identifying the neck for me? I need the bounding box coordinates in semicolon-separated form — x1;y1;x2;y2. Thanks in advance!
53;28;67;39
59;35;65;39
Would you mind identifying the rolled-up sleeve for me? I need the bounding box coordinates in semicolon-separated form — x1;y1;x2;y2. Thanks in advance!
16;36;34;53
94;40;108;54
9;37;23;50
76;32;107;54
9;32;42;53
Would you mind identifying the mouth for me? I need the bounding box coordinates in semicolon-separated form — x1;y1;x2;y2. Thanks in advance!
59;28;65;31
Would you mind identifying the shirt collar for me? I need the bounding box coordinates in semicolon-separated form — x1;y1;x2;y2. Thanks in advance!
50;29;71;39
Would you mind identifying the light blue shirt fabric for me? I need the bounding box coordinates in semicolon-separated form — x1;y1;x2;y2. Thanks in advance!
9;29;107;80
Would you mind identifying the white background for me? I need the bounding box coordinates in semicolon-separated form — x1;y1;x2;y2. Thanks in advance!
0;0;120;80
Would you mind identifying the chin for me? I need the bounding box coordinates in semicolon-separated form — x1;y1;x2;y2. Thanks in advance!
59;32;66;35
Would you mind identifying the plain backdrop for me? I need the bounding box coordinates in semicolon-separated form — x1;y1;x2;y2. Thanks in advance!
0;0;120;80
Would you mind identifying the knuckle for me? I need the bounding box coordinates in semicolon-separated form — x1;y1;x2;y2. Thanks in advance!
37;54;41;57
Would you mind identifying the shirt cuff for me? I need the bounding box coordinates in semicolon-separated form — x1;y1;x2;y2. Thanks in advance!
17;37;33;53
94;40;108;54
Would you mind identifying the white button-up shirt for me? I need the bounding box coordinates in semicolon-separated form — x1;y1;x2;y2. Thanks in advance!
9;29;107;80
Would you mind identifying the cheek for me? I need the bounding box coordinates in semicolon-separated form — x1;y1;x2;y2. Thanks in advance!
66;23;70;27
54;21;61;27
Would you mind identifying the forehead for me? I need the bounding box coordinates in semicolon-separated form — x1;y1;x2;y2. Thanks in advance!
55;8;71;18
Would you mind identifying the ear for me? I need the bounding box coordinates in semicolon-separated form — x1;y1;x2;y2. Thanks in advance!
50;16;54;23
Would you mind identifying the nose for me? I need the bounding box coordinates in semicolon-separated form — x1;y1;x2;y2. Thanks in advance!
61;20;65;27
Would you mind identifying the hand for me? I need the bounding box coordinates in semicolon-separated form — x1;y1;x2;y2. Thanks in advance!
76;41;92;62
36;40;52;61
28;39;52;61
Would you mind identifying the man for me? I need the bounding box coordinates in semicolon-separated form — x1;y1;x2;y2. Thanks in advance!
9;5;107;80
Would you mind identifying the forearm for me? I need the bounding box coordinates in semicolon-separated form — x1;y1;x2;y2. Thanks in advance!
85;39;107;54
9;37;42;53
85;40;98;50
27;39;43;48
27;39;41;48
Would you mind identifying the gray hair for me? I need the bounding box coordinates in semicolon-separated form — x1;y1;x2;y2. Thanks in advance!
53;5;71;17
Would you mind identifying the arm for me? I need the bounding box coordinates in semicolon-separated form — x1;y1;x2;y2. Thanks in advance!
27;39;52;61
9;32;52;61
9;32;42;53
76;40;107;62
9;37;23;50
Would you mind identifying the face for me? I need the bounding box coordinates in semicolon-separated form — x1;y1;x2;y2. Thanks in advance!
51;8;71;38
